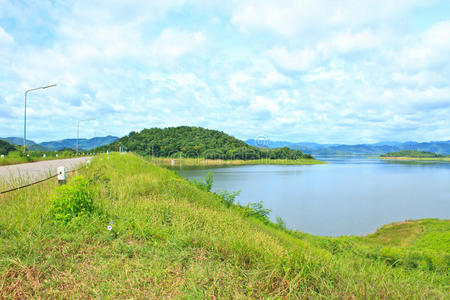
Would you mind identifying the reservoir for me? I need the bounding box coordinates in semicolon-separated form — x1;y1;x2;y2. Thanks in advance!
174;157;450;236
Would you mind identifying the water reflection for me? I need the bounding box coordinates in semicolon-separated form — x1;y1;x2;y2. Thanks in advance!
174;157;450;236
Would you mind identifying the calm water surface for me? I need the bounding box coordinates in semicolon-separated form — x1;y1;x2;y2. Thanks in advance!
174;157;450;236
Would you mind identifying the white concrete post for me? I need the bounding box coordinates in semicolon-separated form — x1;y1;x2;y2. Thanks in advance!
57;166;66;184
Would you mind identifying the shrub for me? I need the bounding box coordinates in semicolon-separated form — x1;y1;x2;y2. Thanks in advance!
50;176;96;222
7;150;27;159
190;172;214;192
275;216;286;229
244;200;272;223
216;189;240;207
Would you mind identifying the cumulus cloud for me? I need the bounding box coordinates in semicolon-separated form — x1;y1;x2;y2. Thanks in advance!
397;20;450;70
0;26;13;46
231;0;422;36
150;28;206;62
0;0;448;143
267;47;324;72
330;30;383;53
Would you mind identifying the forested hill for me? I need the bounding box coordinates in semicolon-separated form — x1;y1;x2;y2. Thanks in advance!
380;150;447;158
95;126;312;160
0;139;16;155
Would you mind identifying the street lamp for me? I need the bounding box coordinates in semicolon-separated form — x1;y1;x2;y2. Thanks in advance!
76;118;95;155
24;84;57;153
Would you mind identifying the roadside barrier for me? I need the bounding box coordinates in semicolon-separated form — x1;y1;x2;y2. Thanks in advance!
0;168;80;195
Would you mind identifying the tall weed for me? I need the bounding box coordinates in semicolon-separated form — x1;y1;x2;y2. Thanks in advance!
50;176;97;222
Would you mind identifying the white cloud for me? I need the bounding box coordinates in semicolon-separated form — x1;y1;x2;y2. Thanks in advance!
391;71;446;87
150;28;206;62
267;47;324;72
398;20;450;70
0;26;13;46
231;0;422;36
250;95;279;113
330;30;382;53
303;68;349;82
260;70;292;87
0;0;449;143
229;72;254;98
70;0;187;24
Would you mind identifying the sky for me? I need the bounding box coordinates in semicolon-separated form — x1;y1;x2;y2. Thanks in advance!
0;0;449;144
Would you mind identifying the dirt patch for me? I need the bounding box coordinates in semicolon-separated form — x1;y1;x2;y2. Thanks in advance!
0;265;44;299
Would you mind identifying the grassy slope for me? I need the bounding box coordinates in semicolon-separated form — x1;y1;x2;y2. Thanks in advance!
0;153;448;298
150;157;326;166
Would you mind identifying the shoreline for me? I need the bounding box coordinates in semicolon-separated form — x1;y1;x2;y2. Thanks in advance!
148;157;327;167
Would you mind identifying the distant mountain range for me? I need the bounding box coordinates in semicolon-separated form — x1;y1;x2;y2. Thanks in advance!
40;136;119;151
246;139;450;155
3;133;449;156
0;137;49;151
0;136;119;151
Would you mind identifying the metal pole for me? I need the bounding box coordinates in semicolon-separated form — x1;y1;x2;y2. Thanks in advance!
23;91;28;154
23;84;57;154
76;118;95;155
76;120;80;155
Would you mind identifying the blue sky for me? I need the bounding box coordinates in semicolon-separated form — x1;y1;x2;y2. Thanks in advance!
0;0;449;143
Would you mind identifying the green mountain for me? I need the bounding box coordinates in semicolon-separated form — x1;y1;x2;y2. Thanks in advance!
0;137;49;151
96;126;310;160
0;139;16;155
0;137;36;147
40;135;119;151
1;136;118;152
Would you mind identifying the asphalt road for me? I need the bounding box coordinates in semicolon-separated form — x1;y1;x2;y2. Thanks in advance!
0;157;92;183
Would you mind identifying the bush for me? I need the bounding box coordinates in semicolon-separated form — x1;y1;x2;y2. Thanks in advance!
244;200;271;223
7;150;27;159
275;216;286;229
190;172;214;192
216;189;240;207
50;176;96;222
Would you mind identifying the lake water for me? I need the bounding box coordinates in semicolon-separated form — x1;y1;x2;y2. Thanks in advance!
173;157;450;236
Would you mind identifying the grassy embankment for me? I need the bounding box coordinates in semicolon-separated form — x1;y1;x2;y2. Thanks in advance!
150;157;326;167
379;150;450;162
0;153;448;298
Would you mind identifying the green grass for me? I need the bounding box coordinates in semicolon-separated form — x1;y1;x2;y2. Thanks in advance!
149;157;326;167
0;153;448;298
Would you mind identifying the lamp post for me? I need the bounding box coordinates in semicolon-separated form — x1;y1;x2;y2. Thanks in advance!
24;84;57;154
76;118;95;155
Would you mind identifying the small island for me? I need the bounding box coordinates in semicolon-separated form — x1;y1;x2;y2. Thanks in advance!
379;150;450;162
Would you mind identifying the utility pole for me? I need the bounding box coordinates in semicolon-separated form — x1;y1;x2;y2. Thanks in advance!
76;118;95;155
23;84;56;153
